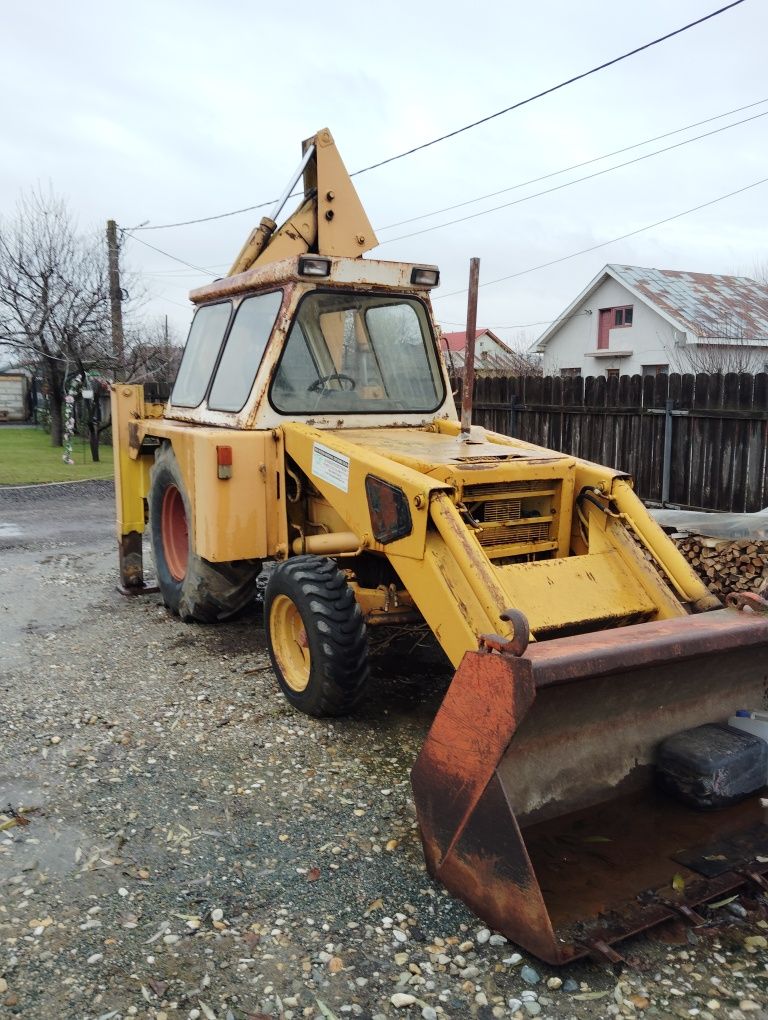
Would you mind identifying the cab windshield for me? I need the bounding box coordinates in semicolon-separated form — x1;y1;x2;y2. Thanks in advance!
270;292;444;414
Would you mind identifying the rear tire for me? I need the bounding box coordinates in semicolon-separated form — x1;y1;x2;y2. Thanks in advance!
148;443;261;622
264;555;369;716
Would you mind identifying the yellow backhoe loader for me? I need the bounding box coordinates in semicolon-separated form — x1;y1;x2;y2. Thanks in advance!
112;129;768;965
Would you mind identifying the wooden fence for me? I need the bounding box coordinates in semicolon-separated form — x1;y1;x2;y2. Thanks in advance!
456;372;768;513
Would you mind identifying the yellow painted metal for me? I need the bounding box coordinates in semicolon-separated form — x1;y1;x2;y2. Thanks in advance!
229;129;378;276
610;479;720;610
291;532;360;555
429;492;521;636
341;426;568;475
277;420;716;654
114;409;288;563
110;384;152;539
269;594;311;691
498;551;655;635
282;423;451;561
347;583;416;620
388;530;502;667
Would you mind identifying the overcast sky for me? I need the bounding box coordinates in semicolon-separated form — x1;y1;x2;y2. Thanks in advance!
3;0;767;349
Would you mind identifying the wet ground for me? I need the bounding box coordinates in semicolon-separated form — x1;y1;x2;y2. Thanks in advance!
1;481;768;1020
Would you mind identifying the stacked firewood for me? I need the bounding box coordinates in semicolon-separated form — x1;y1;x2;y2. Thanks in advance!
671;534;768;599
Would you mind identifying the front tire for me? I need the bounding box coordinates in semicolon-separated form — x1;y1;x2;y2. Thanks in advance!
264;556;369;716
148;443;261;622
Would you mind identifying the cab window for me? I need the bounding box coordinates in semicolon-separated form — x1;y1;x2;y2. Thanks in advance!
171;303;231;408
270;292;444;414
208;291;283;412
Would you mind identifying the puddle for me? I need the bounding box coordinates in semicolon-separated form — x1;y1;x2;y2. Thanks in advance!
0;522;22;538
0;773;86;880
0;777;47;811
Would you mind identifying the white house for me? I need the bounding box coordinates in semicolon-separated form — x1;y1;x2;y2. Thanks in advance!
533;265;768;377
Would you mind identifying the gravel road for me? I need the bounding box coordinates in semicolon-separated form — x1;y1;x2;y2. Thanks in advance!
1;482;768;1020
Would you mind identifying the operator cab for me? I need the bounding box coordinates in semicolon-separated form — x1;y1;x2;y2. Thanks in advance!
165;254;455;430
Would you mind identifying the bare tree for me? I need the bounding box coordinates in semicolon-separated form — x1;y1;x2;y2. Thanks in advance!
507;329;543;376
0;188;111;444
667;314;768;374
123;315;183;389
750;259;768;286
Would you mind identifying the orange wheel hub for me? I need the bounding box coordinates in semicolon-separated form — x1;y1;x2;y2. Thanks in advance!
161;484;189;581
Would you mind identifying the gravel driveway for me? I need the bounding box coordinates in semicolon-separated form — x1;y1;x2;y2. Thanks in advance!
1;482;767;1020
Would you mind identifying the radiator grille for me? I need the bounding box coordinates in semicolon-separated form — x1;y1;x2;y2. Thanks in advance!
463;480;553;500
481;498;522;522
478;521;551;547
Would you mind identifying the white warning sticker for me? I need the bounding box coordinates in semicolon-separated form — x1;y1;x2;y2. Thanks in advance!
311;442;350;493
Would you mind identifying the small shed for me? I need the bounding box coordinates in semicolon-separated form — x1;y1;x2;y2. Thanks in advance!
0;373;29;422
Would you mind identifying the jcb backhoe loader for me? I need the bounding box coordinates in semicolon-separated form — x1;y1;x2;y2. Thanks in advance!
112;129;768;965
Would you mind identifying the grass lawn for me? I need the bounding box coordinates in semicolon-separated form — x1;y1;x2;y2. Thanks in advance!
0;427;114;485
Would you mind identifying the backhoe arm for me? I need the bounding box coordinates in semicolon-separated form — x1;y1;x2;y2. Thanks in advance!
229;128;378;275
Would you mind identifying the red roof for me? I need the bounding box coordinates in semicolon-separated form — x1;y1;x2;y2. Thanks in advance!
440;330;484;352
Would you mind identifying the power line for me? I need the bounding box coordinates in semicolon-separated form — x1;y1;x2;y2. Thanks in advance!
356;1;747;176
129;101;765;277
439;312;592;331
378;97;768;231
126;1;746;233
154;294;196;311
123;232;219;277
433;176;768;300
379;108;768;245
141;265;227;277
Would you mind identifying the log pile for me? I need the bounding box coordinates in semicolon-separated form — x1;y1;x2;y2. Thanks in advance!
671;534;768;599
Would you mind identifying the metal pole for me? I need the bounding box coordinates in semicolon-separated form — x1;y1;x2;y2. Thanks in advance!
106;220;125;382
269;143;316;222
509;394;518;438
460;257;480;438
661;397;673;506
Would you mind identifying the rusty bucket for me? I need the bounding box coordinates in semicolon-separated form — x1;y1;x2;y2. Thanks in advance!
411;609;768;964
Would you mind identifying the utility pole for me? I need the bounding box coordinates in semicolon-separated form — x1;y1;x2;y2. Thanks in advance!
460;257;480;439
106;219;125;381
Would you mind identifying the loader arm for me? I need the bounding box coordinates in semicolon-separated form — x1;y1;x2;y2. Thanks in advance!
281;422;718;663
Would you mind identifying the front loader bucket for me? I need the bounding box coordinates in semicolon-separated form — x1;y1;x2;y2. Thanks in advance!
411;609;768;965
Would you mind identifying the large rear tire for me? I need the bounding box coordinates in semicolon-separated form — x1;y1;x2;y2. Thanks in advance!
264;555;369;716
148;443;261;622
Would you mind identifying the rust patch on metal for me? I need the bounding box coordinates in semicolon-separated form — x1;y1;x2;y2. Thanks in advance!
117;532;158;595
413;610;768;965
727;591;768;614
480;608;530;657
524;609;768;688
127;421;141;452
411;649;535;872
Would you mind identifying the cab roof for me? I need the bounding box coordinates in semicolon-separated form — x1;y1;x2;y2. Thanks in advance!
190;255;440;305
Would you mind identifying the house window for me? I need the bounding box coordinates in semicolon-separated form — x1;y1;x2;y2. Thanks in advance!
598;305;634;349
642;364;668;377
560;367;582;378
606;368;620;378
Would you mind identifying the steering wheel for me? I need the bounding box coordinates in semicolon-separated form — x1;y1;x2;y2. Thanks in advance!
307;373;356;393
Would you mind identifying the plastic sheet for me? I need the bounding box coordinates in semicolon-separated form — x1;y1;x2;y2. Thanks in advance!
649;508;768;540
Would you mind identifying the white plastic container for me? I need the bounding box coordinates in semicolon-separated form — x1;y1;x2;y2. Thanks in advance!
729;710;768;784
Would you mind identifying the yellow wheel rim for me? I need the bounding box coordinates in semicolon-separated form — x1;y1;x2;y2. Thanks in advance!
269;594;311;692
